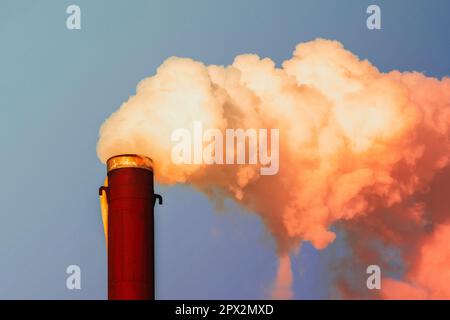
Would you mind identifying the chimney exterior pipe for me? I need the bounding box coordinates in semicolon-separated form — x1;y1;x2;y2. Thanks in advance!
103;154;158;300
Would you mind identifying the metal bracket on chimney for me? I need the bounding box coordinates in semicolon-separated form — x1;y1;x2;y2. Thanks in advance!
99;186;109;197
154;194;163;206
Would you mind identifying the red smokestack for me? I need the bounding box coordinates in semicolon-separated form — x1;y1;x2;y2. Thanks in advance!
99;154;162;300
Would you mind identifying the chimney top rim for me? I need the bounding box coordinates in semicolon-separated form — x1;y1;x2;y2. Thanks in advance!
106;154;153;172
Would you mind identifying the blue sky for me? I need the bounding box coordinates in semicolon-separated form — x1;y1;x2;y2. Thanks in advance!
0;0;448;299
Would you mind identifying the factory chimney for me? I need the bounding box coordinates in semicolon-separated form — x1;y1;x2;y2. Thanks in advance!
99;154;162;300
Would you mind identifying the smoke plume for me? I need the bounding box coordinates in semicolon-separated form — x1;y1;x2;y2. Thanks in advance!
97;39;450;299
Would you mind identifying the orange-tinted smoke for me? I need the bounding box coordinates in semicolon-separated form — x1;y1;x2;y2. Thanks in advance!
271;255;294;299
383;224;450;299
97;39;450;298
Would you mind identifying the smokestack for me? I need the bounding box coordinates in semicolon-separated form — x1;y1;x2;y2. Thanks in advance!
99;154;162;300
